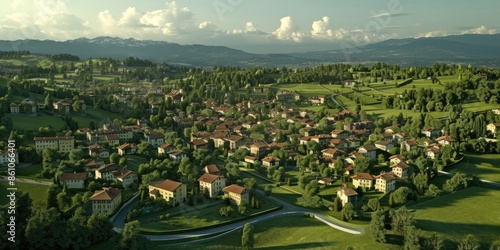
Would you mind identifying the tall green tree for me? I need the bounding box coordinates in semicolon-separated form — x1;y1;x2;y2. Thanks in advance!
241;223;254;250
458;234;480;250
369;210;386;242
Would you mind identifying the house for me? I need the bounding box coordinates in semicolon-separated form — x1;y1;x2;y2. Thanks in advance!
346;137;361;149
105;134;120;146
59;172;87;189
34;136;75;153
487;123;500;136
244;155;258;165
262;156;280;167
0;150;19;166
90;187;122;214
337;184;358;206
329;139;348;150
148;178;187;206
358;144;377;161
198;173;226;198
226;135;245;150
331;130;349;139
426;147;441;160
392;132;407;143
384;125;399;134
117;143;137;156
88;144;109;158
374;141;394;152
375;172;396;193
167;149;187;162
189;139;208;150
342;80;358;87
250;140;268;159
389;154;406;165
158;143;175;155
390;162;410;178
401;139;418;153
421;128;441;138
94;164;119;181
144;131;165;147
222;184;250;205
9;103;20;114
318;177;335;186
164;90;183;103
321;148;344;159
351;172;375;189
113;169;139;189
203;164;220;176
435;135;457;146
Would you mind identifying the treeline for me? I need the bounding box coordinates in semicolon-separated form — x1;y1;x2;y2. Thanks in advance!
123;56;155;67
0;50;30;58
47;53;80;61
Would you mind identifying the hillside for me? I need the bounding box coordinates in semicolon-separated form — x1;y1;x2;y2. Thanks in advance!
0;34;499;67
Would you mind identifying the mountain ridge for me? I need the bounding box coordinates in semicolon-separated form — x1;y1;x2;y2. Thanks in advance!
0;34;499;67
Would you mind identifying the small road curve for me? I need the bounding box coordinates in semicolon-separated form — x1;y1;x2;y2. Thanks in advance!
110;181;364;242
438;170;500;188
330;94;346;110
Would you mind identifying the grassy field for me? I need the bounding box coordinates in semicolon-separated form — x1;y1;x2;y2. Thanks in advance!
412;186;500;248
9;114;66;131
0;181;50;205
72;114;100;129
139;193;280;233
164;215;397;250
447;154;500;182
83;109;123;121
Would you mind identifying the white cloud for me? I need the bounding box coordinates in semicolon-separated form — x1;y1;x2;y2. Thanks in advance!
311;16;334;39
272;16;305;42
118;7;144;27
461;25;497;35
199;21;216;30
10;0;24;9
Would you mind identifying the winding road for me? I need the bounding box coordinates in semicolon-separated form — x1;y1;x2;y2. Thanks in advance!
110;188;364;242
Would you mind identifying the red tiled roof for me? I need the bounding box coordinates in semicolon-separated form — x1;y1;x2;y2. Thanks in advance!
60;172;87;181
351;172;375;180
223;184;247;195
198;173;221;184
90;187;121;201
149;178;182;192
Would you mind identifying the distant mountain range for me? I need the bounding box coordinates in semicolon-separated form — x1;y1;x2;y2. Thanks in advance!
0;34;499;67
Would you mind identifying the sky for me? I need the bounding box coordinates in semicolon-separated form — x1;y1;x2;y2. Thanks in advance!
0;0;499;53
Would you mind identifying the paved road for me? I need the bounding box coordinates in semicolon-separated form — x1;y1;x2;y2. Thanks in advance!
110;188;364;241
438;170;500;187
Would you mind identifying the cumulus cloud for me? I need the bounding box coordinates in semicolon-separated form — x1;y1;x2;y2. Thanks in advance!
97;1;195;38
230;22;263;34
273;16;305;42
199;21;216;30
461;25;497;35
311;16;334;39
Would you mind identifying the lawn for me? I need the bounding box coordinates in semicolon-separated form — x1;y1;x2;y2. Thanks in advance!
72;114;100;129
139;193;281;233
8;114;66;131
447;153;500;182
83;109;122;121
272;83;329;97
0;181;50;205
168;215;398;250
411;186;500;248
125;154;149;173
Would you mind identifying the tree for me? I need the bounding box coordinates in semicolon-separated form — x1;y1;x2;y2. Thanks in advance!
425;184;441;198
219;206;234;217
333;197;341;212
354;156;371;173
413;172;428;193
57;192;72;210
243;178;257;193
47;184;61;209
423;232;444;250
458;234;480;250
388;192;394;207
403;225;420;250
490;237;500;250
241;223;254;249
109;153;120;165
392;186;410;205
238;199;248;215
114;220;149;250
391;206;415;235
369;210;386;242
87;213;114;244
342;202;355;221
367;198;380;211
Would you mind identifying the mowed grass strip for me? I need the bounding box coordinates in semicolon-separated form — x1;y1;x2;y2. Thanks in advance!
448;154;500;183
0;181;49;205
9;115;66;131
169;215;397;250
411;186;500;246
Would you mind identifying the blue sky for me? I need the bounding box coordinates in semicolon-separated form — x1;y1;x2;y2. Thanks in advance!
0;0;498;53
